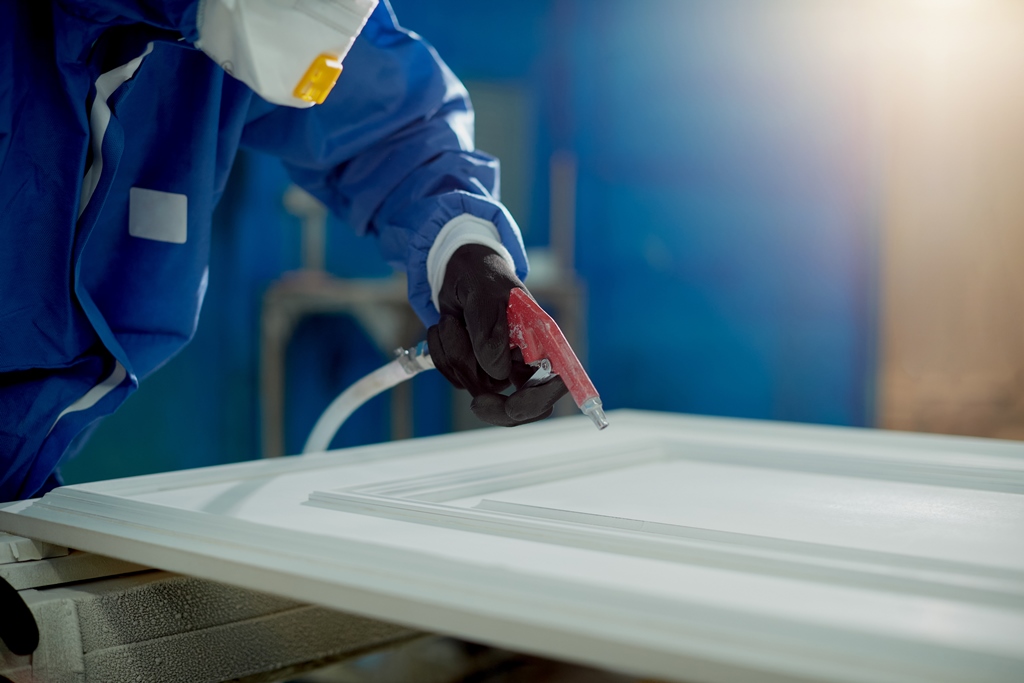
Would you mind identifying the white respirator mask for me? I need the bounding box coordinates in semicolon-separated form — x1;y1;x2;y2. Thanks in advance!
195;0;378;108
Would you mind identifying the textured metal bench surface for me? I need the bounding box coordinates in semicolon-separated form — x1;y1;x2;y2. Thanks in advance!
0;563;415;683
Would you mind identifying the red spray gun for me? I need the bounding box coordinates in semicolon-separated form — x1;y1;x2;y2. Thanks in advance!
303;288;607;453
505;288;608;429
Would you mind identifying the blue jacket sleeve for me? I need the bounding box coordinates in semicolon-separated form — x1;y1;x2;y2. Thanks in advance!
239;1;528;326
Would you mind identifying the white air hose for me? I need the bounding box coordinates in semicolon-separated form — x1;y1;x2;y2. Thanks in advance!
302;342;435;454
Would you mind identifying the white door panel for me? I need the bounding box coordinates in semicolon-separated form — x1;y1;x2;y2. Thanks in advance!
1;411;1022;683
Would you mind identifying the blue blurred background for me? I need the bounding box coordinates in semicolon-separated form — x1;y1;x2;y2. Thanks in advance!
61;0;887;483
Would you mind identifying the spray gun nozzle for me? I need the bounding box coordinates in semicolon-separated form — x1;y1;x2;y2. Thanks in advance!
580;397;609;430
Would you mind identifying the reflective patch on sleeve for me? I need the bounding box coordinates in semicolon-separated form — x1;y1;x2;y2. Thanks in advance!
129;188;188;244
47;362;128;436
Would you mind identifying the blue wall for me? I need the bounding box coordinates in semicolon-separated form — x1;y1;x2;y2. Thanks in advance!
62;0;877;485
570;1;877;424
391;0;877;424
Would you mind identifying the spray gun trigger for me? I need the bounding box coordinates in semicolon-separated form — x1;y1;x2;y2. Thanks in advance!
523;357;554;388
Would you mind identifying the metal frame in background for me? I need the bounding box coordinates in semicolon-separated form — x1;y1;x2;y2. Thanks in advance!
258;186;587;459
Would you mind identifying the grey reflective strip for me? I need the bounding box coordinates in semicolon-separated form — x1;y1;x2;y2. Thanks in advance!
48;362;127;436
57;46;152;436
78;44;154;219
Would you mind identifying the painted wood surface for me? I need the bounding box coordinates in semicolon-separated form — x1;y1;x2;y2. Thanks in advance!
1;411;1022;683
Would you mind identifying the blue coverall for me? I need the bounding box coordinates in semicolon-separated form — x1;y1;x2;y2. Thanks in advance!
0;0;528;501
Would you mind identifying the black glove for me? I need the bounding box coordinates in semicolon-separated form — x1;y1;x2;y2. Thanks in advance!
0;576;38;659
427;244;569;426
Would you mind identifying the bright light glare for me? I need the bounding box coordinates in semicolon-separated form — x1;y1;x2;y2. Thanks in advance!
870;0;1023;79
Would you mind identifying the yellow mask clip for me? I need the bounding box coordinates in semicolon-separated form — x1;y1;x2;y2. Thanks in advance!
293;54;343;105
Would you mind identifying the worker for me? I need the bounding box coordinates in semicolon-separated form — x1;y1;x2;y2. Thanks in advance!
0;0;569;505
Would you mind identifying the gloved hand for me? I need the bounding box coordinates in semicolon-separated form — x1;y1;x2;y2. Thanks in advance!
427;244;569;426
0;575;39;665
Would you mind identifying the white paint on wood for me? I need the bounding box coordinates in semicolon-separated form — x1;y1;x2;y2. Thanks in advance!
0;550;148;591
0;411;1022;683
0;533;68;565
